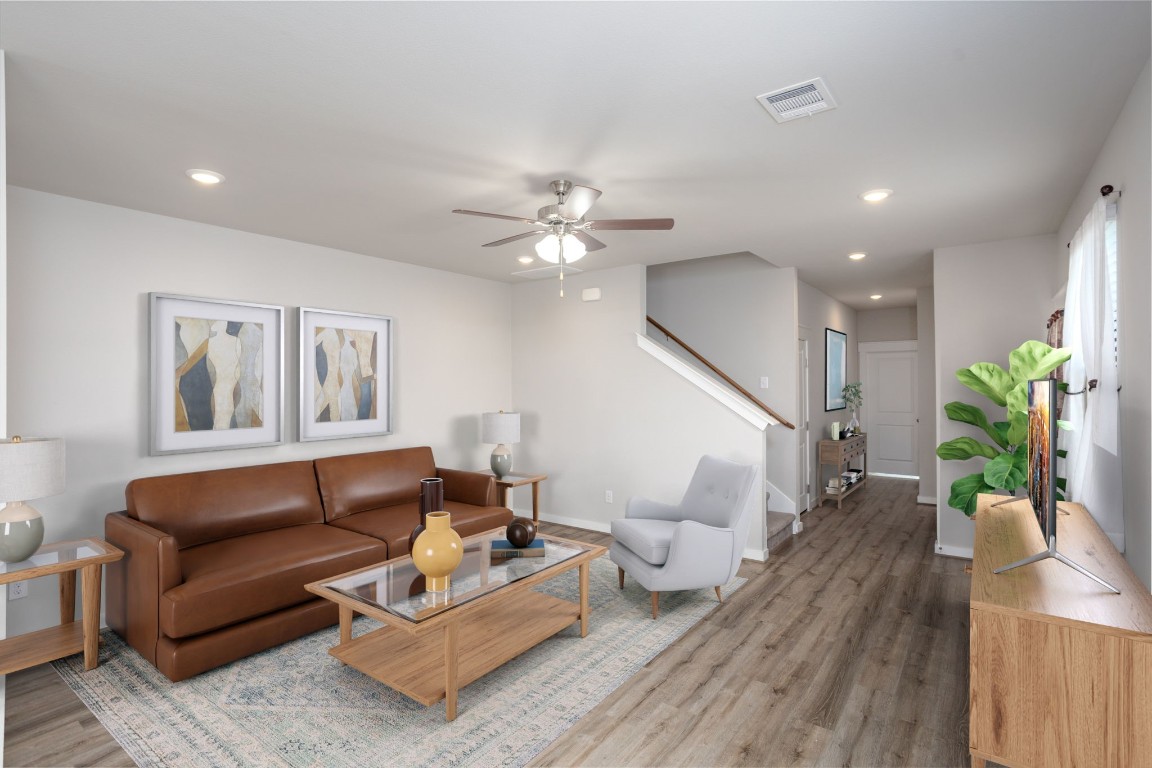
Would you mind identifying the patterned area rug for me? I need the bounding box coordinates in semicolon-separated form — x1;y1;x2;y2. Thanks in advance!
55;558;744;768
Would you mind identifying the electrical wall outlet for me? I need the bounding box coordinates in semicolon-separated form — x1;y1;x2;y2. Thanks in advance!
8;580;29;600
605;490;614;503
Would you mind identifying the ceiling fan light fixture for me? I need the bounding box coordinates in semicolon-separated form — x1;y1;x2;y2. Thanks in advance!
535;233;586;264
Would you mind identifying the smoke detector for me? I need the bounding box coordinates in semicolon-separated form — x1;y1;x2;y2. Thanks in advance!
756;78;837;123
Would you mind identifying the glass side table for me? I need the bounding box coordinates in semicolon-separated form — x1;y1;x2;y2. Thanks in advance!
0;538;124;673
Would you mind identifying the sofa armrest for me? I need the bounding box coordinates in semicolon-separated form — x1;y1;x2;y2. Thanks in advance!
105;511;181;666
437;467;499;507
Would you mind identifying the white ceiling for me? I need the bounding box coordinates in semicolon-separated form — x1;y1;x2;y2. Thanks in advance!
2;2;1149;309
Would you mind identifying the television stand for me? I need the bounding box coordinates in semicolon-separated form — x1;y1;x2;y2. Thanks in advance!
993;536;1120;593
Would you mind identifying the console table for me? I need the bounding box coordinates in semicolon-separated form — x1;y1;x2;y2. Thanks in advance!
969;494;1152;768
0;538;124;674
816;434;866;508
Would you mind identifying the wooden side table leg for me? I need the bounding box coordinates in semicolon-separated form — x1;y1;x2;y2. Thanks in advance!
444;620;460;721
80;564;102;670
531;481;541;523
59;570;77;625
580;561;590;637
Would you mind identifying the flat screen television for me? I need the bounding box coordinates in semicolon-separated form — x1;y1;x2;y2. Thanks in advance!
993;377;1119;592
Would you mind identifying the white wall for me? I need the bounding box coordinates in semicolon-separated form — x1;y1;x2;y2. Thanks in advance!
857;307;917;343
916;286;937;504
1;50;9;767
646;254;798;508
510;265;768;558
1054;59;1151;589
799;281;858;503
933;234;1056;557
5;188;513;634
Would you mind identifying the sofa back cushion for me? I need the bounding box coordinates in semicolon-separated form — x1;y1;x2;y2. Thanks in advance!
315;446;437;521
126;461;325;549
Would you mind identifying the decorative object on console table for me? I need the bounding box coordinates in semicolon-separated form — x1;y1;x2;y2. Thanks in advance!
842;381;863;434
482;411;520;478
298;307;393;442
825;328;847;412
410;511;462;592
0;436;65;563
408;477;444;553
150;293;284;455
506;516;536;548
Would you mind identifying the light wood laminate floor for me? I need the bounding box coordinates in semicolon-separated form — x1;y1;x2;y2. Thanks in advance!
6;477;974;767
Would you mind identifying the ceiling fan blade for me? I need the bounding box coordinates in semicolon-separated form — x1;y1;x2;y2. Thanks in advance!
453;209;540;225
558;185;602;220
571;230;607;251
481;231;546;247
586;218;675;231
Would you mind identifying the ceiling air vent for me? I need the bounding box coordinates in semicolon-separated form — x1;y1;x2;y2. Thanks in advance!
756;78;837;123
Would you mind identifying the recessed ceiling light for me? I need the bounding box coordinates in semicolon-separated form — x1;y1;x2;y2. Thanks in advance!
870;294;883;300
848;252;867;261
186;169;225;185
859;189;892;203
517;256;534;265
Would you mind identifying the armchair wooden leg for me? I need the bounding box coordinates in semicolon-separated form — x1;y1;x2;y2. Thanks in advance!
715;585;723;603
651;591;659;619
618;567;625;589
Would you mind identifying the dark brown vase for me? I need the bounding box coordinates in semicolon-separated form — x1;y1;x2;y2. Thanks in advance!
409;477;445;553
506;516;536;548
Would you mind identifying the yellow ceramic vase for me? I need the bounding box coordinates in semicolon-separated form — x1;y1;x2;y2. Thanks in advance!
411;511;463;592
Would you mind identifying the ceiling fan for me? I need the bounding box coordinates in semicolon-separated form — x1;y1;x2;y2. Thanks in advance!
453;180;674;285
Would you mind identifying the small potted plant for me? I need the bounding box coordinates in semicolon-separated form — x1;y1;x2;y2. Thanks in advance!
842;382;863;434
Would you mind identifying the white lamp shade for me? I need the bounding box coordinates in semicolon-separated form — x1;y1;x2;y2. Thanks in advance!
481;412;520;445
535;234;587;264
0;437;65;500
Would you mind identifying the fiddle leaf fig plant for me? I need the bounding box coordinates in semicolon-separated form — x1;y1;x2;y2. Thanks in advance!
937;340;1071;516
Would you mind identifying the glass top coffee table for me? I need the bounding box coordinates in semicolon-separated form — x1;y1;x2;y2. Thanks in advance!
306;528;605;721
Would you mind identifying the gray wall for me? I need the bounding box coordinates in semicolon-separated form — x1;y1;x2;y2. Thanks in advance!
1054;59;1151;588
933;234;1056;557
646;253;798;507
6;187;514;635
857;307;917;342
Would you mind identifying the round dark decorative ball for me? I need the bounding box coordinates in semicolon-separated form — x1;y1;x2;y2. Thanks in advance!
506;517;536;548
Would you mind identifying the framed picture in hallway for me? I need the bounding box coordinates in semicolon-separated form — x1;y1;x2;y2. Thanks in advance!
825;328;847;411
150;293;284;455
299;307;393;441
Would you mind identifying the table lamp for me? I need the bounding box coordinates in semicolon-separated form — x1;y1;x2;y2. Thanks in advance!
481;411;520;479
0;436;65;563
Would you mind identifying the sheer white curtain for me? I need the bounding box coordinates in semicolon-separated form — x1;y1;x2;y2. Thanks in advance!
1063;196;1121;533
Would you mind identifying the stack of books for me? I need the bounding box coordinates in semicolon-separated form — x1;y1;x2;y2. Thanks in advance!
826;469;863;495
490;539;545;561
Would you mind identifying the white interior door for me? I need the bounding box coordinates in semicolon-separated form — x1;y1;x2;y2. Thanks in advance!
861;341;918;476
797;337;811;512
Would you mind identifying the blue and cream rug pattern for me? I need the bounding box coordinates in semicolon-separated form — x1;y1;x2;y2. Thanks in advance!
55;558;744;768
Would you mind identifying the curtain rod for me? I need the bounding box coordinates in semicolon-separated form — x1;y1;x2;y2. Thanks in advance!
1065;186;1118;247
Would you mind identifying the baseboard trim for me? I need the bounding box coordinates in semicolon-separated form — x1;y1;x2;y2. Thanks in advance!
537;512;611;534
916;495;937;506
743;547;768;563
935;540;973;560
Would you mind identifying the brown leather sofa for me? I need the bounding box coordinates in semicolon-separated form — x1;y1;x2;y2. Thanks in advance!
105;446;511;681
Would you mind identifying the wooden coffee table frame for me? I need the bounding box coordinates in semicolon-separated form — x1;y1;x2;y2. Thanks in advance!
306;530;605;721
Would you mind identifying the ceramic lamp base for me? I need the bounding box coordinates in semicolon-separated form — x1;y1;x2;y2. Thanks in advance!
0;502;44;563
490;445;513;478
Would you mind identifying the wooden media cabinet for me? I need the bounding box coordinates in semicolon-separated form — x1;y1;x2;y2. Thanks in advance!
969;494;1152;768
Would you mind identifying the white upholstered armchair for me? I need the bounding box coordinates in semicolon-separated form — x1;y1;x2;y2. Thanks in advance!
609;455;758;619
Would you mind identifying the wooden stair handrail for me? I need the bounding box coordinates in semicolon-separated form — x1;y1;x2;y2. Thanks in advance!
646;316;796;430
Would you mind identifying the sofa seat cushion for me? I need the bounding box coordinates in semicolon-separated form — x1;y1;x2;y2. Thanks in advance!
610;518;678;566
161;524;387;639
329;501;514;558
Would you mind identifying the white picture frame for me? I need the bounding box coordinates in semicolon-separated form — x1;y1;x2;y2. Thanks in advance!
299;307;394;442
150;293;284;455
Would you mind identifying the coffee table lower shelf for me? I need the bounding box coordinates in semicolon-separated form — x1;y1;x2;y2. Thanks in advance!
330;589;580;708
